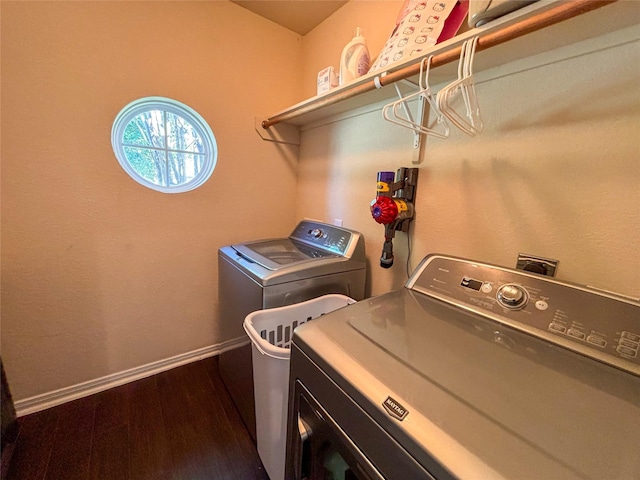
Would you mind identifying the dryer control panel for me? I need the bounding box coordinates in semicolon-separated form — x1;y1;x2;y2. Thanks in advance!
408;254;640;376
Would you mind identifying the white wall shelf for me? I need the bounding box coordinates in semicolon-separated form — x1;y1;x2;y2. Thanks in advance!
258;0;638;136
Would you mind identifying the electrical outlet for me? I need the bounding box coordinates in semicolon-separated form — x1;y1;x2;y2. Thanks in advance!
516;253;559;277
334;218;343;227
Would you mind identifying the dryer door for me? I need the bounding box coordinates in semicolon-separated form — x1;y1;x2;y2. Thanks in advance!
290;383;384;480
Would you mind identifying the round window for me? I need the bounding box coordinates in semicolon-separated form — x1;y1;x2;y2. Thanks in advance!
111;97;217;193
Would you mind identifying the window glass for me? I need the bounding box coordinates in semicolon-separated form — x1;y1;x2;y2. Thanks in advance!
112;98;217;193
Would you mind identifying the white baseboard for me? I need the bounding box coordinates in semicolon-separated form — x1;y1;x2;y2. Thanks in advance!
14;336;250;417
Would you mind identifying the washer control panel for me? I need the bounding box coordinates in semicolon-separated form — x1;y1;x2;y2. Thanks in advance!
410;255;640;376
291;220;354;256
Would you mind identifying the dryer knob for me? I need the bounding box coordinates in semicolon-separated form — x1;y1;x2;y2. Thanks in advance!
497;284;528;310
310;228;323;238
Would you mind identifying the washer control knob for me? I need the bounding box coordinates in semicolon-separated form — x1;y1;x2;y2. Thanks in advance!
497;284;529;310
310;228;323;238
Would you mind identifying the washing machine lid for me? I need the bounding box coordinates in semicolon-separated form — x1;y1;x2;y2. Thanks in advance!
232;238;337;272
223;220;366;286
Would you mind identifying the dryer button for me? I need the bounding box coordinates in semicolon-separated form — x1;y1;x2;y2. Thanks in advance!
535;300;549;311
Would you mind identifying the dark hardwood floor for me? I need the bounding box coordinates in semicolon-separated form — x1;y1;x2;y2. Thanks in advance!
2;356;269;480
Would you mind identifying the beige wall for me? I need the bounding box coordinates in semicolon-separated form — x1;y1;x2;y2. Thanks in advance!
1;1;302;401
2;0;639;407
301;0;403;99
296;3;640;298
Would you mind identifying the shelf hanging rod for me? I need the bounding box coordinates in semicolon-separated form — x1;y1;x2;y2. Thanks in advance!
261;0;615;129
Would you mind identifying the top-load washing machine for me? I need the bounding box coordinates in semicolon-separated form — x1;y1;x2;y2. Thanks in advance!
285;254;640;479
217;219;366;440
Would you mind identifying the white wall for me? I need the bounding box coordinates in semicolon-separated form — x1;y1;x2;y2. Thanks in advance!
1;1;302;402
296;3;640;298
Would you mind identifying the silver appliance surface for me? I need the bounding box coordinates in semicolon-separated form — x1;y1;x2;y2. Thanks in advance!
468;0;538;27
228;219;365;286
218;219;366;441
288;254;640;479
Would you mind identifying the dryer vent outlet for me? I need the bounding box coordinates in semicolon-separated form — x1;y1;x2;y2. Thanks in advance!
516;254;559;277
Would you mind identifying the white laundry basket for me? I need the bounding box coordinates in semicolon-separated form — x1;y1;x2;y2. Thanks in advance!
243;294;356;480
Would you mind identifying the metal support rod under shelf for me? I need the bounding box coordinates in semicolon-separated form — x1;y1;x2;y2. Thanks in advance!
261;0;615;130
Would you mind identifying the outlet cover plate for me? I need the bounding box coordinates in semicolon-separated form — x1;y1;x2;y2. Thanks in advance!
516;253;559;277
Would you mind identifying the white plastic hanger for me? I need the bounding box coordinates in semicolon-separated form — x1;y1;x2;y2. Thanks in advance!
436;37;483;136
382;56;450;142
412;55;450;139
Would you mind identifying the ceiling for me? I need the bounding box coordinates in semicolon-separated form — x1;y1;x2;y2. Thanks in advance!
230;1;348;36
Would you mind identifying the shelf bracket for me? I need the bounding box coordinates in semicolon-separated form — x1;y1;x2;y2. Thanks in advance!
390;82;428;150
254;117;300;146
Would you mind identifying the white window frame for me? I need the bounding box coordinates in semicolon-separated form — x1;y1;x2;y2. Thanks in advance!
111;97;217;193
